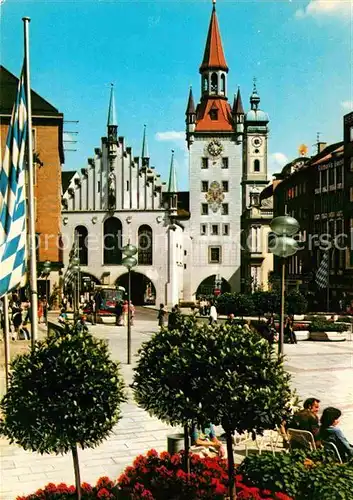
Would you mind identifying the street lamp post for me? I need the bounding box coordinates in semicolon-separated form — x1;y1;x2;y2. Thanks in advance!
43;260;51;324
43;260;51;299
71;256;80;321
122;242;137;364
269;215;300;357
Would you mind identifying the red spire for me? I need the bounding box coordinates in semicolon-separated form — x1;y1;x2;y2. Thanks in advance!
185;87;196;115
233;88;244;115
199;2;228;73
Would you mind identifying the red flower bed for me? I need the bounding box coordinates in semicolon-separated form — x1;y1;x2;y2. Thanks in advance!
16;452;294;500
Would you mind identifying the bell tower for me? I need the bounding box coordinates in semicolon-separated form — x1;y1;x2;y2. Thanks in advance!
242;80;269;212
185;0;243;298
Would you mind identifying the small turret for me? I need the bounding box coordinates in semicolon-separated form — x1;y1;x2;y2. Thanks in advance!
167;150;178;217
185;87;196;147
232;87;244;136
107;83;118;143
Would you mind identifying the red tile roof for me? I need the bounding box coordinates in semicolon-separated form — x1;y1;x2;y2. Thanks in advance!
199;6;228;72
195;98;233;132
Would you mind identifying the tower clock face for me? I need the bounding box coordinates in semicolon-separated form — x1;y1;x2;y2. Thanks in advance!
207;139;223;157
251;137;263;147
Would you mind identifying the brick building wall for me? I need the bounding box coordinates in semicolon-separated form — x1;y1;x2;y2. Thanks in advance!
0;66;64;294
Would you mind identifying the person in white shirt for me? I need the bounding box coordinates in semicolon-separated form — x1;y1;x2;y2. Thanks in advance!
209;303;218;325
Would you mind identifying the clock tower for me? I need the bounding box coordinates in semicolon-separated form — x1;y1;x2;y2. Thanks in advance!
242;81;269;211
185;0;244;296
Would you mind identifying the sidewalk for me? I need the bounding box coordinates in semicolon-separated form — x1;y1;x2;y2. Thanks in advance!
1;319;353;498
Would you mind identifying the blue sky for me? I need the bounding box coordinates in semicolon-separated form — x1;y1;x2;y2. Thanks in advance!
1;0;352;190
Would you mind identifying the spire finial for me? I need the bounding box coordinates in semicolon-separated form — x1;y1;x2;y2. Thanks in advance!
168;149;177;193
141;124;149;158
107;83;117;127
212;0;216;8
253;77;257;92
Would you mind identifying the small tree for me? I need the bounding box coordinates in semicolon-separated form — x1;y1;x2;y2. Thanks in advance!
132;316;206;473
286;289;308;315
252;291;281;319
0;325;126;499
187;322;293;499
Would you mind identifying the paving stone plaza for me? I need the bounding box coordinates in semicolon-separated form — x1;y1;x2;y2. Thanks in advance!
1;310;353;499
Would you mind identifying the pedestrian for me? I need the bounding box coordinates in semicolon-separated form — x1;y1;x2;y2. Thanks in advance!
129;301;135;326
42;295;48;324
157;303;167;327
284;316;297;344
90;296;97;325
122;300;129;326
209;303;217;325
76;315;88;333
58;308;68;325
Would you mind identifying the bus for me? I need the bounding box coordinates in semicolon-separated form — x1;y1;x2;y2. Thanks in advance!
84;285;126;317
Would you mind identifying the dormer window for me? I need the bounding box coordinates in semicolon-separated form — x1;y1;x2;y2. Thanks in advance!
210;109;218;121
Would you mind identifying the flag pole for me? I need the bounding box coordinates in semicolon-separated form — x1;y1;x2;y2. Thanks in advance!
22;17;38;346
2;295;11;390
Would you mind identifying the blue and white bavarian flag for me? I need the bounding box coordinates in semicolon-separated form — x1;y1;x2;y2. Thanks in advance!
0;67;28;298
315;250;329;289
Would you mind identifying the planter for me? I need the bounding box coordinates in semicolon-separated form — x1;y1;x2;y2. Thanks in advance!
294;330;309;341
167;433;187;455
100;315;116;324
310;331;347;342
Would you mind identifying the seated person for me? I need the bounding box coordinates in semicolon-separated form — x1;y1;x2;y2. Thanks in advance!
58;308;68;324
191;423;225;457
287;397;320;446
225;313;236;325
319;407;353;462
18;321;31;340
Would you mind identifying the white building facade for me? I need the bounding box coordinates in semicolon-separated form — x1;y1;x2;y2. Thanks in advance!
61;2;271;305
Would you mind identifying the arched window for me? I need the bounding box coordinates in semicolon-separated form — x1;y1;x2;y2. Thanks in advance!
220;74;225;94
138;225;153;265
202;76;209;93
210;73;218;93
103;217;122;265
254;159;260;172
75;225;88;266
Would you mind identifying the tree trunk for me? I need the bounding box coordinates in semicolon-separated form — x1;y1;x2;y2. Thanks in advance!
226;430;236;500
72;444;82;500
183;424;190;473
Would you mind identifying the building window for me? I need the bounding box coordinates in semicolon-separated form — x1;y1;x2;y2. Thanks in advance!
138;225;153;265
97;181;101;193
211;224;219;235
210;109;218;120
210;72;218;93
220;74;226;94
201;181;209;192
222;224;229;236
202;76;208;93
350;126;353;142
254;159;260;172
202;157;209;169
336;166;343;185
222;157;229;169
184;250;187;256
221;203;229;215
75;225;88;266
222;181;229;192
350;187;353;202
209;246;221;264
184;263;187;269
200;224;207;235
103;217;122;265
32;128;36;151
201;203;209;215
350;158;353;172
126;180;129;191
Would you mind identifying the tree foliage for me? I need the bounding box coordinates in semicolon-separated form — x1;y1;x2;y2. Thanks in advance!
285;290;308;315
0;325;126;454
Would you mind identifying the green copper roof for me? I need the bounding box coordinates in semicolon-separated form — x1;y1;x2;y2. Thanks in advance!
107;84;117;127
141;124;149;158
168;150;177;193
